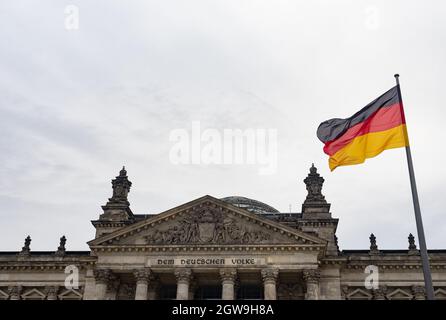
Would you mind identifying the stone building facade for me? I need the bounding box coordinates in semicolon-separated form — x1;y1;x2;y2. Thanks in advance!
1;165;446;300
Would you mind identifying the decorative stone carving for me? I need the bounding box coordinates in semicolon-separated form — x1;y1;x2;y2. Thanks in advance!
220;268;237;282
133;268;152;284
373;286;387;300
55;236;66;256
302;164;331;215
341;285;349;300
175;268;192;300
261;268;279;300
99;167;134;223
8;286;22;300
369;233;379;254
303;269;320;300
303;269;320;283
408;233;418;255
261;268;279;282
110;166;131;204
19;236;31;255
387;288;413;300
220;268;237;300
175;268;192;283
303;164;326;203
408;233;417;250
133;268;151;300
45;286;59;300
144;205;272;245
93;269;111;285
412;285;425;300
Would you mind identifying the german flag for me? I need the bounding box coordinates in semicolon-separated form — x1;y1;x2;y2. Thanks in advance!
317;86;409;171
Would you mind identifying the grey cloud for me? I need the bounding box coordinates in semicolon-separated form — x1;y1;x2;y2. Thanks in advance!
0;1;445;250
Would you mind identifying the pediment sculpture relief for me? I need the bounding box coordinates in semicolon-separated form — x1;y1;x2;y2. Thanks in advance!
143;206;272;245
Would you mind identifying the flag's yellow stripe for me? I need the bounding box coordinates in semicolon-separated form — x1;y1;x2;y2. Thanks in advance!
329;124;409;171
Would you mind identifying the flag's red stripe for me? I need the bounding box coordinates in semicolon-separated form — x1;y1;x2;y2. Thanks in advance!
323;102;405;156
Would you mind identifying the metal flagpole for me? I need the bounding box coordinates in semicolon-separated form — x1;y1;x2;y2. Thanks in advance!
394;74;435;300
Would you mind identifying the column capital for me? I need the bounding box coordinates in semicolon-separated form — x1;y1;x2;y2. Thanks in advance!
174;268;193;284
372;286;387;300
45;286;59;300
261;268;278;300
133;268;152;283
220;268;237;283
93;268;112;285
175;268;192;300
303;269;320;283
412;285;426;300
341;285;349;299
261;268;279;283
8;285;22;300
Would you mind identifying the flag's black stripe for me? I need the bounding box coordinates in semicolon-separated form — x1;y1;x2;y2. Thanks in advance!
317;86;400;143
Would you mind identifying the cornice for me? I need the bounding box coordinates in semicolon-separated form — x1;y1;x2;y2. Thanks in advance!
0;260;96;271
89;244;324;254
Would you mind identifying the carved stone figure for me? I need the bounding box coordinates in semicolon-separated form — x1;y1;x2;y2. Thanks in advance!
143;205;272;245
56;235;66;256
109;166;132;203
369;233;378;252
408;233;417;250
19;236;31;255
303;164;326;203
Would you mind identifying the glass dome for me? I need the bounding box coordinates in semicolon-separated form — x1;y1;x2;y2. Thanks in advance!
220;196;280;215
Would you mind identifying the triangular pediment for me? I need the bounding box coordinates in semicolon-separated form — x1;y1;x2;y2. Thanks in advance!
346;288;373;300
435;289;446;300
89;195;326;248
21;288;46;300
386;288;413;300
58;289;83;300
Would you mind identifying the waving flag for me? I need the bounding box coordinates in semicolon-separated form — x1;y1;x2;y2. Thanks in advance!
317;86;409;171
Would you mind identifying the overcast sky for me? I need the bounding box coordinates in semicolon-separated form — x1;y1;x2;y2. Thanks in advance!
0;1;445;251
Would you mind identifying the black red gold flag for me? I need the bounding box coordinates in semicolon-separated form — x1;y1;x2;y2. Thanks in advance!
317;86;409;171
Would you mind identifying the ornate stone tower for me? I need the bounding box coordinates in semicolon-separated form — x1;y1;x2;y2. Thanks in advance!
302;164;331;218
300;164;339;255
92;167;134;238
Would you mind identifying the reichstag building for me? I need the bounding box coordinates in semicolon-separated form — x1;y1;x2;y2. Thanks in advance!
1;165;445;300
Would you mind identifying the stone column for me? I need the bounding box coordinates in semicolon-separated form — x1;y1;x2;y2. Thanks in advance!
93;269;111;300
412;285;426;300
261;268;279;300
174;268;192;300
220;268;237;300
45;286;59;300
303;269;320;300
133;268;151;300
